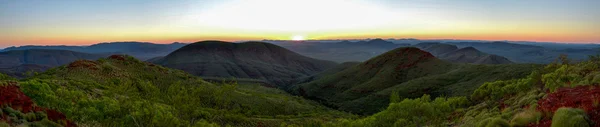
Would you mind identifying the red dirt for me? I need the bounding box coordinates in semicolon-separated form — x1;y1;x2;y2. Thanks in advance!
67;60;99;70
529;85;600;127
0;82;34;113
108;55;127;61
0;82;77;127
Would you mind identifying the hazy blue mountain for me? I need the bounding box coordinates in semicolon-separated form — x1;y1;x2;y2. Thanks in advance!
0;49;106;78
270;39;409;63
448;41;597;63
2;42;187;60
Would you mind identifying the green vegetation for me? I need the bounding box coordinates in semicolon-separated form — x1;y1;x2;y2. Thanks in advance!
324;95;469;127
306;55;598;126
16;55;351;126
509;109;542;126
0;107;63;127
551;108;590;127
0;73;15;81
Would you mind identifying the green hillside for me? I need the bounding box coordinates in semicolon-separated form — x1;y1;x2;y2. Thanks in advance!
292;53;600;127
17;55;351;126
293;47;540;114
154;41;338;88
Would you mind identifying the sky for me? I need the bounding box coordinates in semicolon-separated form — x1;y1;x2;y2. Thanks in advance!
1;0;599;47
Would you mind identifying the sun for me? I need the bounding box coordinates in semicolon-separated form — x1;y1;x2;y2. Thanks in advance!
292;35;305;41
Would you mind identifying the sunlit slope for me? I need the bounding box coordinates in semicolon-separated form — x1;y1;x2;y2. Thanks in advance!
21;55;350;126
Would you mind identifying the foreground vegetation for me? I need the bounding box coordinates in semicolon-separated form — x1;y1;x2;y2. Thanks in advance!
2;55;351;126
3;54;600;126
314;55;600;126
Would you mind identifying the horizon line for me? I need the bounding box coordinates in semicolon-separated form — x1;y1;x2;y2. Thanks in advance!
2;38;600;49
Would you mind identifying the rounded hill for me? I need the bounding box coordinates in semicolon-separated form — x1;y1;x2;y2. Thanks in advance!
154;41;337;87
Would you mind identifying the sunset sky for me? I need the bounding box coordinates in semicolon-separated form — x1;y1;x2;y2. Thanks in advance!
1;0;599;47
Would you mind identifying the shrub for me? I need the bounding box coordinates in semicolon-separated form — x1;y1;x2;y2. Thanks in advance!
24;112;38;122
510;110;541;127
551;108;590;127
0;122;8;127
193;119;219;127
477;118;510;127
30;118;62;127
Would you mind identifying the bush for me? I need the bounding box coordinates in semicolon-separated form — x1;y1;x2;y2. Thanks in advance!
0;122;9;127
30;118;62;127
551;108;590;127
477;118;510;127
24;112;38;122
510;110;541;127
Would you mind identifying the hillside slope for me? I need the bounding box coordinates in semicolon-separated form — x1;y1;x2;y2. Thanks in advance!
293;47;540;114
154;41;338;88
21;55;350;126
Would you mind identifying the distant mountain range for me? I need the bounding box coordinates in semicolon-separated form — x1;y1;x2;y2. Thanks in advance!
291;47;540;114
152;41;337;88
448;41;599;63
270;39;409;63
0;49;105;77
415;43;513;64
2;42;187;60
270;39;599;64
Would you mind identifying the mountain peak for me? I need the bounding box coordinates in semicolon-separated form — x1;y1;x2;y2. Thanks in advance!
451;46;484;55
366;38;392;44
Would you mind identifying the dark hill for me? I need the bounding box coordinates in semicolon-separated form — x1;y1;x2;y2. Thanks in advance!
292;47;540;114
154;41;338;88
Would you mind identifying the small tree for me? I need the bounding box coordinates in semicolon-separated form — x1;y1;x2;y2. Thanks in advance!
551;108;590;127
390;91;400;103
